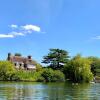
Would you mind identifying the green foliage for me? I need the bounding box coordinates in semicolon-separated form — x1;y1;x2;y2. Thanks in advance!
51;70;65;82
63;55;93;83
33;71;45;82
0;49;97;83
0;61;16;81
14;70;36;81
42;48;69;70
13;68;65;82
41;68;65;82
15;53;22;56
87;56;100;76
0;61;42;81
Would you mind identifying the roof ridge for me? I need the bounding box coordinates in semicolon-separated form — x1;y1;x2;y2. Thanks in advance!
12;56;26;59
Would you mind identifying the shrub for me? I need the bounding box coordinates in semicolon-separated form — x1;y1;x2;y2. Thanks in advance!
0;61;15;81
63;55;93;83
52;70;65;82
0;61;65;82
14;70;44;82
41;68;65;82
14;70;35;81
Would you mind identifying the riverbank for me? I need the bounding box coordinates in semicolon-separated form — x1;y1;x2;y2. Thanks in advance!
0;60;99;83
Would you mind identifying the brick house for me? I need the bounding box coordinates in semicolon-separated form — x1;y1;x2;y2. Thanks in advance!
7;53;36;70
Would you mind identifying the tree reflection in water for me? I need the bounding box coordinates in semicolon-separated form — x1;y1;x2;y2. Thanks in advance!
0;82;99;100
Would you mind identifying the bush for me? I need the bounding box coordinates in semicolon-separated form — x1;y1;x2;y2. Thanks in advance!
41;68;65;82
13;70;44;82
0;61;16;81
0;61;65;82
51;70;65;82
14;70;35;81
63;55;93;83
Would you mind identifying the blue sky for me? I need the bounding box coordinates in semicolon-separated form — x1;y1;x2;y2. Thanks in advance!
0;0;100;63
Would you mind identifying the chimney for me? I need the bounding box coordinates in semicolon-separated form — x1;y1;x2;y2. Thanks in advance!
7;53;11;61
28;55;32;60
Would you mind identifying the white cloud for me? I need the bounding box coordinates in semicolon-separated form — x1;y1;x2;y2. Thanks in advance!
0;32;24;38
10;24;18;28
0;34;14;38
0;24;43;38
21;25;41;32
92;36;100;40
10;32;25;36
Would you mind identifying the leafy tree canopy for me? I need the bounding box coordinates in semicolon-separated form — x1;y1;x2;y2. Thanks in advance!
15;53;22;56
42;48;69;70
63;54;93;82
0;61;16;81
87;56;100;76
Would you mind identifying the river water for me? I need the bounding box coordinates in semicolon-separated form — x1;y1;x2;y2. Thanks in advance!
0;82;99;100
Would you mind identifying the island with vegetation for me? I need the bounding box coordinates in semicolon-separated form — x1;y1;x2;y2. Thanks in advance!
0;48;100;83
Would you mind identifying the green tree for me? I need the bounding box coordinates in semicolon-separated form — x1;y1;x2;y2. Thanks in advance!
63;55;93;82
15;53;22;56
88;56;100;76
0;61;16;80
42;48;69;70
41;68;65;82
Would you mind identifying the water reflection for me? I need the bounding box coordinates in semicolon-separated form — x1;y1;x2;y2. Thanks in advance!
0;82;99;100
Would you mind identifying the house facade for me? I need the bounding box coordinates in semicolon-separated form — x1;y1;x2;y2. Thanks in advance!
7;53;36;70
